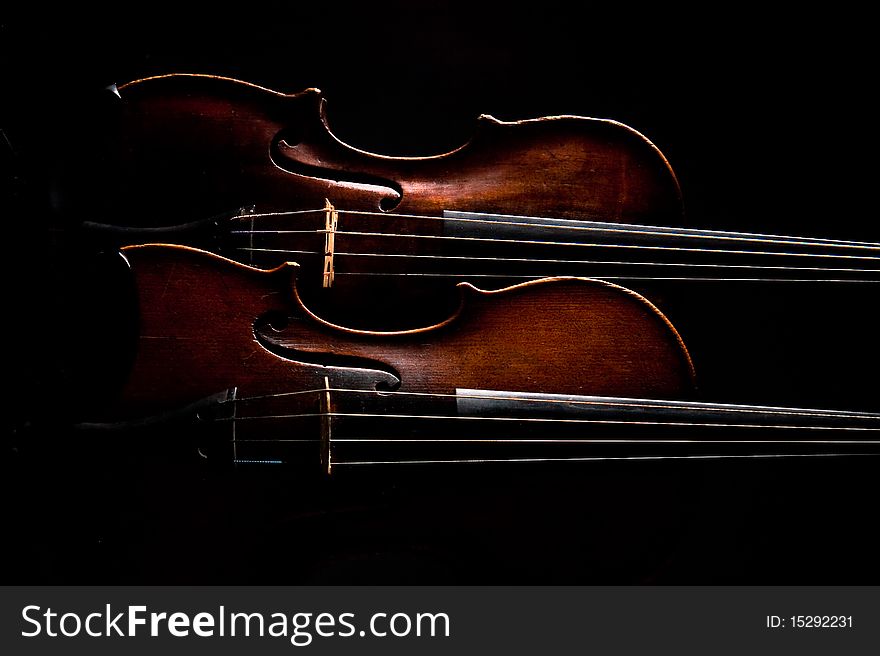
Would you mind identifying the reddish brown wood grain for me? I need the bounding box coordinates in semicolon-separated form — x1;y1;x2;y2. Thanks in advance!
103;74;683;226
116;244;695;417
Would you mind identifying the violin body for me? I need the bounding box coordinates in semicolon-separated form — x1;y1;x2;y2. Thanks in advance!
78;74;683;229
112;244;695;468
92;243;880;471
120;244;693;406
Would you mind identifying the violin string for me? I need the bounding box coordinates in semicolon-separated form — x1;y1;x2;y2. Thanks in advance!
225;387;880;421
331;251;880;272
330;452;880;466
354;210;880;250
229;207;880;279
215;387;880;457
234;246;880;275
233;209;880;252
436;213;880;249
235;437;880;444
217;411;880;432
231;230;880;262
244;209;323;215
336;273;880;283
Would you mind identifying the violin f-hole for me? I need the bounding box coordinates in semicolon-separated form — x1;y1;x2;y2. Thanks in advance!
254;312;403;390
271;135;404;211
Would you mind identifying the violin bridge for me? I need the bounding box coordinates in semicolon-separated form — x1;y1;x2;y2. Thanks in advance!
322;199;338;288
319;376;333;475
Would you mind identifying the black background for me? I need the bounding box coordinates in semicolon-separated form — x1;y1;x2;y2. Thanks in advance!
2;2;879;584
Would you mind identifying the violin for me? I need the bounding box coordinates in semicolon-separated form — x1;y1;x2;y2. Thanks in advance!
73;243;879;474
59;74;880;340
75;73;683;228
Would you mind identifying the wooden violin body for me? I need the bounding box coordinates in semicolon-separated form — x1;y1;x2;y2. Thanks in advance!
74;76;880;302
78;74;682;229
112;244;695;468
94;244;880;471
120;244;694;408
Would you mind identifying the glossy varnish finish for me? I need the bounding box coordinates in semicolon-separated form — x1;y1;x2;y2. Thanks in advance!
91;74;683;228
116;244;695;420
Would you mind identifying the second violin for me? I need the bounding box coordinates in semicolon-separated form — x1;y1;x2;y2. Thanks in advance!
82;244;880;473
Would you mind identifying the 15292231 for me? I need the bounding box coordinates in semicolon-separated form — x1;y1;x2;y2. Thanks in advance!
766;616;853;629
